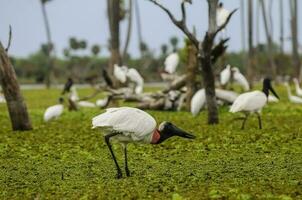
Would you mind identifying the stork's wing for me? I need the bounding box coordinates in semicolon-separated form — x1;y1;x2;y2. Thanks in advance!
230;91;266;112
92;107;157;141
127;68;144;85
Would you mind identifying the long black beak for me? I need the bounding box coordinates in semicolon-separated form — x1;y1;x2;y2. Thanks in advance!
171;124;196;139
269;85;279;99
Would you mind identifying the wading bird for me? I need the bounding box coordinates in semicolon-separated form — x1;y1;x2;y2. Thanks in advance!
220;65;231;86
92;107;195;179
217;2;230;36
164;52;179;75
62;78;73;95
293;78;302;97
232;67;250;91
126;68;144;94
191;89;206;116
230;78;279;129
284;82;302;104
44;98;64;122
114;64;127;84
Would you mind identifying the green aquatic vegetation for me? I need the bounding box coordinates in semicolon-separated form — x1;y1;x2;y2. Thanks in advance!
0;87;301;199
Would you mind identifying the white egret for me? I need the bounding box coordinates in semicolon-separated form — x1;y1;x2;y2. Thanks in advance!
293;78;302;96
220;65;231;86
114;64;127;84
164;52;179;74
216;2;230;36
190;89;206;116
70;86;79;102
230;78;279;129
126;68;144;94
232;67;250;91
284;82;302;104
44;98;64;122
92;107;195;179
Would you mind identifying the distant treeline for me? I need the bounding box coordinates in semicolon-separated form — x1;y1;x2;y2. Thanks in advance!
10;46;296;84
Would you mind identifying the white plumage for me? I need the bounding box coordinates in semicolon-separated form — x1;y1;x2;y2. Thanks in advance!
190;89;206;116
164;52;179;74
126;68;144;94
92;107;156;143
44;104;64;122
217;3;230;34
114;64;127;83
230;91;267;113
232;67;250;91
220;64;231;86
284;82;302;104
293;78;302;96
215;88;239;103
77;101;96;108
70;86;79;102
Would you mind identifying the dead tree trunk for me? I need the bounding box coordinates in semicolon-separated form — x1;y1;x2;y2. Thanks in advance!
40;0;53;88
123;0;133;60
107;0;122;87
290;0;301;79
247;0;254;85
279;0;284;53
0;43;32;131
148;0;237;124
185;41;198;111
259;0;277;78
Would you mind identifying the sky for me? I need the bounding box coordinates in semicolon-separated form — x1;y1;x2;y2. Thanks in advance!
0;0;301;58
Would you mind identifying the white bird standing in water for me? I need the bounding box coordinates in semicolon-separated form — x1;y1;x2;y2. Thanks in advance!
220;65;231;86
230;78;279;129
293;78;302;96
92;107;195;179
284;82;302;104
232;67;250;91
190;89;206;116
44;98;64;122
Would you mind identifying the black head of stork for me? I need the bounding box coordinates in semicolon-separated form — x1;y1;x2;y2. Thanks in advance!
262;78;279;99
154;121;196;144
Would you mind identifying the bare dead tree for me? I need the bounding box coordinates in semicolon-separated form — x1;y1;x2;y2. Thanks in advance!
148;0;237;124
107;0;122;87
289;0;301;79
247;0;254;85
123;0;133;60
279;0;284;53
259;0;277;78
40;0;54;88
134;0;144;56
0;35;32;131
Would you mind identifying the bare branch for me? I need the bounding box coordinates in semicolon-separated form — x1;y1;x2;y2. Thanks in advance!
214;8;238;38
5;25;12;52
148;0;199;48
211;38;229;63
181;2;186;23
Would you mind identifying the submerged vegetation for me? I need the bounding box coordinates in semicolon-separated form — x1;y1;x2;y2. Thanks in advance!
0;87;301;199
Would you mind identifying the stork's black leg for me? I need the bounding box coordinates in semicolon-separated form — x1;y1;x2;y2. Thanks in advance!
123;145;130;177
241;113;249;130
256;112;262;129
105;132;122;179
